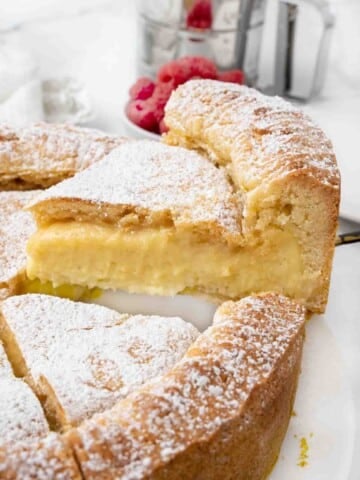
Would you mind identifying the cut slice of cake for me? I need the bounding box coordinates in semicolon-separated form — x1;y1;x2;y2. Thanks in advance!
67;293;306;480
0;122;127;190
0;343;80;480
27;90;340;312
0;294;199;430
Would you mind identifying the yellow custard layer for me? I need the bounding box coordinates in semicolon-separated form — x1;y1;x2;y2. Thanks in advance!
27;222;305;302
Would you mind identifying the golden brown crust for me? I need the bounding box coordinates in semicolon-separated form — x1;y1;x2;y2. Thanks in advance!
164;80;340;311
67;293;305;480
164;80;340;190
0;123;127;190
0;433;81;480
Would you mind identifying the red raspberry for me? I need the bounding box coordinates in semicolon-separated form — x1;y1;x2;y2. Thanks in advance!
129;77;155;100
159;118;169;135
186;0;212;29
126;100;158;133
157;60;191;87
152;82;175;111
178;56;217;80
217;69;245;85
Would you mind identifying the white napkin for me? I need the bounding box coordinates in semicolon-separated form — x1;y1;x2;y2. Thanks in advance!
0;40;44;126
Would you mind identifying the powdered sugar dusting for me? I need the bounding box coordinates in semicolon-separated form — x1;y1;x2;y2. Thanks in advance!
0;378;49;445
31;140;241;238
0;122;127;187
1;294;199;426
71;293;305;479
165;80;340;189
0;432;81;479
0;190;38;287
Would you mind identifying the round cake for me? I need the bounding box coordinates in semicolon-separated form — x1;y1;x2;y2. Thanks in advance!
0;80;340;479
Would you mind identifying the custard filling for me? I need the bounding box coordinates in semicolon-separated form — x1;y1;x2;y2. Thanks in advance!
22;277;101;301
27;222;304;301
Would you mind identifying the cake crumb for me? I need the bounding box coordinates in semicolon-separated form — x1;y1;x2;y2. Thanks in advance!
297;436;310;467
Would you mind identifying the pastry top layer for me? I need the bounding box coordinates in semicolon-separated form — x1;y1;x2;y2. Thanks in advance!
28;140;242;242
1;294;199;426
165;80;340;191
0;190;38;287
69;293;306;479
0;123;127;189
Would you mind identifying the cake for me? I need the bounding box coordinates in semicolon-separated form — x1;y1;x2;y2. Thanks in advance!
0;294;199;431
0;292;306;479
0;80;340;477
27;84;340;313
0;123;127;190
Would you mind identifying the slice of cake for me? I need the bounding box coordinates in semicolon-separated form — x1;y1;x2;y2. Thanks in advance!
27;86;340;313
0;294;199;430
67;293;306;480
0;343;80;479
0;122;127;190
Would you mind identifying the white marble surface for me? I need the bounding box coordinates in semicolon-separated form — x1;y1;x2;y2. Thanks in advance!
0;1;359;477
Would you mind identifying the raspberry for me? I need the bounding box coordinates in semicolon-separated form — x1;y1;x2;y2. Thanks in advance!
186;0;212;29
157;61;191;87
126;100;159;133
159;118;169;135
178;56;217;80
148;100;165;124
152;82;174;111
157;56;217;87
217;69;245;85
129;77;155;100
